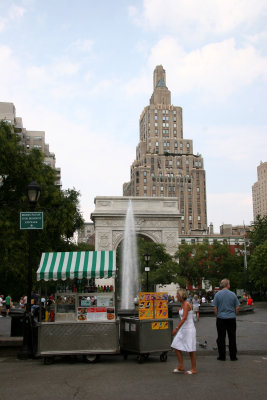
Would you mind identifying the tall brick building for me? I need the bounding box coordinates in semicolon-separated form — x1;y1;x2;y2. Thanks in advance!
252;161;267;220
123;65;207;234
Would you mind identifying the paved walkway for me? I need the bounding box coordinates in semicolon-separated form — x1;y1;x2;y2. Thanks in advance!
0;303;267;400
1;302;267;355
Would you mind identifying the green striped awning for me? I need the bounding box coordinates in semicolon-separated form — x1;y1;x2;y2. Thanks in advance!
36;251;116;281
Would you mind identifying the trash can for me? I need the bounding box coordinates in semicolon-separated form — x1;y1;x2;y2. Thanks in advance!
11;313;24;337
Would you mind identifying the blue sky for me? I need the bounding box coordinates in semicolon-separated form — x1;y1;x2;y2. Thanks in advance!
1;0;267;232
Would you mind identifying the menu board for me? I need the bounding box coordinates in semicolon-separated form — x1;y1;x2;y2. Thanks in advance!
138;292;168;320
77;293;115;322
152;321;169;330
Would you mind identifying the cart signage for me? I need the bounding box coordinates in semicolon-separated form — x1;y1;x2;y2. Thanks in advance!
152;321;169;330
138;292;168;322
80;299;91;307
20;211;43;229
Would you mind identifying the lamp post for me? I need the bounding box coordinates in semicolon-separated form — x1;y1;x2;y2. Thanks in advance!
19;182;41;359
144;253;151;292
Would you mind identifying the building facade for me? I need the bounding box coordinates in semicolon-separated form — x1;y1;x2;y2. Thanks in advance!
252;161;267;220
0;102;61;186
123;65;207;234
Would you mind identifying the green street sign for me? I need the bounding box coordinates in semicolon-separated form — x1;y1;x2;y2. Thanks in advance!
20;212;43;230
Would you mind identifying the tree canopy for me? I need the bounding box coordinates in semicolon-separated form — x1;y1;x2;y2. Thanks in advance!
248;215;267;292
0;121;85;299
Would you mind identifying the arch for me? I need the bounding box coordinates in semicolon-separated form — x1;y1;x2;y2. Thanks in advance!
91;196;181;256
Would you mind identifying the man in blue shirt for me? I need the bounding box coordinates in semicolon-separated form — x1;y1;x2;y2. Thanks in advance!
213;279;240;361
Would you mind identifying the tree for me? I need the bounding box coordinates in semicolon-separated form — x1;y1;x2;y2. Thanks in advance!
248;215;267;248
175;240;244;291
0;121;84;299
248;241;267;291
175;243;204;287
137;238;180;290
247;216;267;294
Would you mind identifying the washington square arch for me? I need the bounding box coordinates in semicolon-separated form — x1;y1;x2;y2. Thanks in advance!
91;196;181;255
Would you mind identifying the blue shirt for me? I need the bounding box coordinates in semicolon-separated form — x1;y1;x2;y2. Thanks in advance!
213;289;240;319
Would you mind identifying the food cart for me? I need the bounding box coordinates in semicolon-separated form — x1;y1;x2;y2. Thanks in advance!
36;250;119;364
120;292;173;363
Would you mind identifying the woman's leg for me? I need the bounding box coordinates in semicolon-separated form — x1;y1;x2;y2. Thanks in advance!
188;351;197;373
175;349;184;370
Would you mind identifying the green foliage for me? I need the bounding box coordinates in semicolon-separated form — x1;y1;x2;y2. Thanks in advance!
248;240;267;290
175;240;244;291
0;121;85;299
248;215;267;248
137;237;180;290
247;216;267;292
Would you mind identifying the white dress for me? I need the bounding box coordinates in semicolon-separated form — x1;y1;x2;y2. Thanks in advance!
171;309;196;352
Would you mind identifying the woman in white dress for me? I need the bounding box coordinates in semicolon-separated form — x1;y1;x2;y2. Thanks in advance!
171;289;197;374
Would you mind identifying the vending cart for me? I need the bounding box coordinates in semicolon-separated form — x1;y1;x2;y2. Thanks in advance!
120;292;173;363
36;250;119;364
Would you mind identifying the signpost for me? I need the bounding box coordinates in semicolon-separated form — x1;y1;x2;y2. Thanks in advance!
20;212;43;230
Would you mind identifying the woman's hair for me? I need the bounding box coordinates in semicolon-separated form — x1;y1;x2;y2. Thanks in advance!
193;294;198;300
177;289;188;301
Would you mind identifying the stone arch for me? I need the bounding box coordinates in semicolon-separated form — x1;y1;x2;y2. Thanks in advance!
91;196;181;255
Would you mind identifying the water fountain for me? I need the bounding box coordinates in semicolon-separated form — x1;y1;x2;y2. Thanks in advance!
120;200;139;313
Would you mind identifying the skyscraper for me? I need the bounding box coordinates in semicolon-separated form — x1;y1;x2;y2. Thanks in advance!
123;65;207;234
252;161;267;220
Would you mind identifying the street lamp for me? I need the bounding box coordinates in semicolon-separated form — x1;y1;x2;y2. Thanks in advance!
19;182;41;359
144;253;151;292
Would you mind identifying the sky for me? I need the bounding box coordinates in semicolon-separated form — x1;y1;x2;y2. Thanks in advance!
1;0;267;232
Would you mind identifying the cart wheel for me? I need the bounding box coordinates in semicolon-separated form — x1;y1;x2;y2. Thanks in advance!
43;357;54;365
143;353;150;360
137;355;145;364
84;354;99;363
160;352;168;362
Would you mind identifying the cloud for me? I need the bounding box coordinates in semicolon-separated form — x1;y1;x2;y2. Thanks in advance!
70;39;94;53
51;59;80;77
207;192;253;231
15;103;135;221
0;4;26;32
123;37;267;101
132;0;267;38
196;125;267;164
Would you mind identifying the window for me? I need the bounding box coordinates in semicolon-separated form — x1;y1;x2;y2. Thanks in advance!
160;186;164;191
173;123;177;128
154;115;158;120
144;178;147;183
180;143;183;148
144;171;147;176
156;141;159;147
198;216;201;221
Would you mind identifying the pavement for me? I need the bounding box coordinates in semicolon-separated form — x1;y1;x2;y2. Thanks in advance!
0;303;267;400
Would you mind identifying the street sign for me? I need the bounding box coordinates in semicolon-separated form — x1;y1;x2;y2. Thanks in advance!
20;212;43;230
